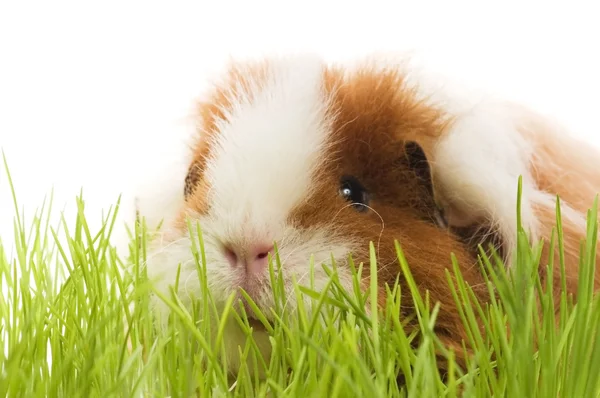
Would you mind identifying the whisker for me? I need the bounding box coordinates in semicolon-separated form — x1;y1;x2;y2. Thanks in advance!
330;203;386;260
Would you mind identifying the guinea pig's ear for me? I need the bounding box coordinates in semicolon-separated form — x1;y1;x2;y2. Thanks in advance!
403;141;434;198
403;141;447;228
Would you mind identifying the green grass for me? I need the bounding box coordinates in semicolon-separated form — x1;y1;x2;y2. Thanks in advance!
2;154;600;398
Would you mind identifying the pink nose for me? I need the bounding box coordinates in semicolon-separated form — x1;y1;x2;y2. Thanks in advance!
223;243;274;274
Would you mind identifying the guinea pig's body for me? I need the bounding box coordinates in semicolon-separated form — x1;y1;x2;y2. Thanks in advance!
138;54;600;374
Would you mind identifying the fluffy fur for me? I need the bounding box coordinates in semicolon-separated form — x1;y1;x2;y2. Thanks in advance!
137;54;600;376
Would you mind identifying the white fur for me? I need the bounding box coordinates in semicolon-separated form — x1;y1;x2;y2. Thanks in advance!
403;65;545;268
204;55;330;234
143;55;359;374
432;102;539;266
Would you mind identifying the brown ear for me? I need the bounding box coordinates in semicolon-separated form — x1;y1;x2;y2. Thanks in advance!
406;141;505;261
402;141;448;228
403;141;435;199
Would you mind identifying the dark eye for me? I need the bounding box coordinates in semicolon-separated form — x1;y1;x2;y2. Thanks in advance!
184;163;202;199
339;175;370;212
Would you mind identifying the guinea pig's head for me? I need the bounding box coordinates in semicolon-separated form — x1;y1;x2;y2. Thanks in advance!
144;55;489;369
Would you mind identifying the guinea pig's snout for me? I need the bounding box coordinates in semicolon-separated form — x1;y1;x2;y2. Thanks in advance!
222;242;275;275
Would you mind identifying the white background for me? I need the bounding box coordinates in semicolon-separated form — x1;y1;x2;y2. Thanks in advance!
1;0;599;257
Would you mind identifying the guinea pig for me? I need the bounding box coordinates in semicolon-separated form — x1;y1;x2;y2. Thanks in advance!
137;54;600;375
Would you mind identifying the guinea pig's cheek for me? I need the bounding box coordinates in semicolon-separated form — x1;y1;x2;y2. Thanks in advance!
278;229;358;297
143;232;229;308
144;236;201;314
